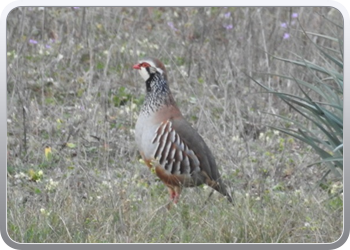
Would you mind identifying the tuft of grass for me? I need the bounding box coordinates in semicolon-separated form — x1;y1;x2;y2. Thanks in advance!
251;14;343;189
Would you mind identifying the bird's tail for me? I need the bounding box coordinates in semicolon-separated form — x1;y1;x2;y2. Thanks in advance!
211;179;233;204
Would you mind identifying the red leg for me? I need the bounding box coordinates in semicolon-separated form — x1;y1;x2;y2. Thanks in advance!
168;187;181;203
173;193;180;204
168;188;176;201
166;187;182;209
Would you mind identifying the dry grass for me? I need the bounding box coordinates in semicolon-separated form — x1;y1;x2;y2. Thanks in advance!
7;7;343;243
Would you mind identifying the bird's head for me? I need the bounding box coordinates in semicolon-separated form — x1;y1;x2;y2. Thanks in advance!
133;57;167;82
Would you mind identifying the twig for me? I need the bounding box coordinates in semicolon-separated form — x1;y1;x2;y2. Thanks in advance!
59;215;73;242
22;106;28;162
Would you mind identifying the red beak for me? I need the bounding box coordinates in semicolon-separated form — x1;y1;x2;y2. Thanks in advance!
133;64;141;70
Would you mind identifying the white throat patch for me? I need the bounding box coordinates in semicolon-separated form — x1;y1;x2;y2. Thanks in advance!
139;67;150;81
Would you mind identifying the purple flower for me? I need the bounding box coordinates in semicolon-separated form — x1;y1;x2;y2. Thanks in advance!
283;33;290;39
29;39;38;44
280;22;287;28
224;12;231;18
224;24;233;30
292;13;298;18
167;22;178;31
45;44;51;49
73;7;80;10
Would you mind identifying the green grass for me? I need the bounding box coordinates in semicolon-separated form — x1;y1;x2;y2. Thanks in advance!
7;7;343;243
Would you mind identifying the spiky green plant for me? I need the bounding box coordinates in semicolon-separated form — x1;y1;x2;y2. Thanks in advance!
252;16;343;188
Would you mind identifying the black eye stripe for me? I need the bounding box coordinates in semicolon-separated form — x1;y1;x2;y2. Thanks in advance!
146;67;152;75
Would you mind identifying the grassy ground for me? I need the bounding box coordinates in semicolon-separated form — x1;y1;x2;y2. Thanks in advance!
7;7;343;243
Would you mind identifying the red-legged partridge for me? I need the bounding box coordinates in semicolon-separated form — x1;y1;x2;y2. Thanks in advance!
133;57;232;204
